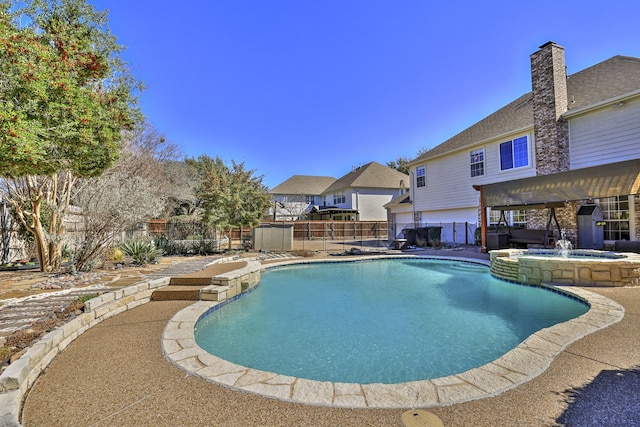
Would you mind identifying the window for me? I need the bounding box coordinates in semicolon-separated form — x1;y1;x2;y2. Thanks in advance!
333;192;345;204
599;195;630;240
512;210;527;227
470;149;484;177
416;165;426;188
489;209;526;227
305;195;315;204
489;210;503;227
500;136;529;170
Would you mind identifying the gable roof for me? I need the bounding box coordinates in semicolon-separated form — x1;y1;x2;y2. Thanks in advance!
413;55;640;163
269;175;336;195
323;161;409;194
383;191;411;208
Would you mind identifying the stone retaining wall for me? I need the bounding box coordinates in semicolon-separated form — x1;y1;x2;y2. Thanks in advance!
0;277;171;426
491;249;640;287
200;260;261;302
489;252;520;282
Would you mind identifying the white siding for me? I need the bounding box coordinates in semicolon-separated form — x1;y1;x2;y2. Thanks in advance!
570;96;640;169
352;188;400;221
416;207;478;224
391;211;414;239
412;132;536;215
321;187;404;221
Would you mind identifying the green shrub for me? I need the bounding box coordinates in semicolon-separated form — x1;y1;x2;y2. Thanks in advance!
191;239;216;255
61;242;72;260
120;239;163;265
76;294;98;304
156;238;192;255
110;247;125;262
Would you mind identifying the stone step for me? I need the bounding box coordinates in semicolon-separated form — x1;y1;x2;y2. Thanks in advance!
151;286;204;301
168;277;212;286
167;261;247;287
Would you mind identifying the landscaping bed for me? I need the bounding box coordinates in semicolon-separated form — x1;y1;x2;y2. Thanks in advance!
0;298;88;372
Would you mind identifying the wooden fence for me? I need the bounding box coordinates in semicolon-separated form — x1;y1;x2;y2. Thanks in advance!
281;220;387;241
149;220;386;241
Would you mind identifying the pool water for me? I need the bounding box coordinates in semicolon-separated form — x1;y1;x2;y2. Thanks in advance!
194;259;588;384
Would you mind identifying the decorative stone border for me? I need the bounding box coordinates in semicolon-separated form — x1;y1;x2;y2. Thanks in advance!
0;277;171;427
163;256;624;409
490;249;640;287
200;260;262;302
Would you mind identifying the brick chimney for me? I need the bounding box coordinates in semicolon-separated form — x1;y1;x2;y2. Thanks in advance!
530;41;570;175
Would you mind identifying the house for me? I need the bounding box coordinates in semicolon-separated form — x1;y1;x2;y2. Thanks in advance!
310;162;409;221
392;42;640;249
269;175;336;221
270;162;409;221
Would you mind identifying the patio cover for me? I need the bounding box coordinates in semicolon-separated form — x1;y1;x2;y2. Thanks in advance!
480;158;640;208
307;206;359;220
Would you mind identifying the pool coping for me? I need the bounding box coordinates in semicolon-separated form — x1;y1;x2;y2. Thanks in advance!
161;255;625;409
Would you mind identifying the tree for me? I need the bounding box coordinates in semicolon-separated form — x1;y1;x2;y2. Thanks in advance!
188;155;271;250
71;174;163;271
273;195;310;221
386;156;412;175
0;0;142;271
69;125;174;271
98;124;188;219
159;160;198;219
387;148;431;175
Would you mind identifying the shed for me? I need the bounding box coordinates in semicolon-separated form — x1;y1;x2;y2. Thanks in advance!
252;224;294;252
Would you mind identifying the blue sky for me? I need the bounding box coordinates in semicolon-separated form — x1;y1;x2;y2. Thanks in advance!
89;0;640;188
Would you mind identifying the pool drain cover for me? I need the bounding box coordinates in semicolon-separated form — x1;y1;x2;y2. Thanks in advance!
401;409;444;427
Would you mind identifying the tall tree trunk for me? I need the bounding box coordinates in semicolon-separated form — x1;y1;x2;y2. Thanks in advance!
6;173;74;272
10;195;53;272
31;213;52;272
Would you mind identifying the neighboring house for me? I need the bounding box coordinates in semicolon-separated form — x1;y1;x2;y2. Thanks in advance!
269;175;336;221
310;162;409;221
392;41;640;249
270;162;409;222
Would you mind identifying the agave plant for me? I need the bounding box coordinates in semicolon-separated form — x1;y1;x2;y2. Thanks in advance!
120;239;163;265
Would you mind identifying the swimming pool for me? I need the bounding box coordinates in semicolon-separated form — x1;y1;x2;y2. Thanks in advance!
194;258;588;384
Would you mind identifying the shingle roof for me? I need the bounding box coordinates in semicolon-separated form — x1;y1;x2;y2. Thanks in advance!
384;191;411;208
269;175;336;195
413;55;640;162
323;162;409;194
566;55;640;110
